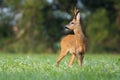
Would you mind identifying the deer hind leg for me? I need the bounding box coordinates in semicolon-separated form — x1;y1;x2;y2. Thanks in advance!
56;49;68;67
77;53;84;67
68;54;76;67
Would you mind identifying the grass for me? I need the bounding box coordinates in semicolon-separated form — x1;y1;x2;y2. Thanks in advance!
0;53;119;80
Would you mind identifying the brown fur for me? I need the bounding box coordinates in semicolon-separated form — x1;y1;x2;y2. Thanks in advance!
56;9;87;67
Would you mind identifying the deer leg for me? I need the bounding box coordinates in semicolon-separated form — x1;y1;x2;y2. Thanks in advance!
68;54;76;67
82;55;84;62
56;50;68;67
77;53;84;67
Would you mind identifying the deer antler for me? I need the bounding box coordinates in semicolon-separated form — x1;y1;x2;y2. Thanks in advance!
72;8;80;19
74;8;79;15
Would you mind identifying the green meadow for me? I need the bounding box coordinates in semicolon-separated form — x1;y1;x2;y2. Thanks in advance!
0;53;119;80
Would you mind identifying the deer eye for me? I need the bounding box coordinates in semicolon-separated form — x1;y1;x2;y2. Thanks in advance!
71;22;74;24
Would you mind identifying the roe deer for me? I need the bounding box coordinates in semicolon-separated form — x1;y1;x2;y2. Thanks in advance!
56;8;87;67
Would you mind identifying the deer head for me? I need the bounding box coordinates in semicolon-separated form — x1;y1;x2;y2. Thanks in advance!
65;8;80;31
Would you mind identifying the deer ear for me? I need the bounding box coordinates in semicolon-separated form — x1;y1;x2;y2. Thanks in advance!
76;12;80;21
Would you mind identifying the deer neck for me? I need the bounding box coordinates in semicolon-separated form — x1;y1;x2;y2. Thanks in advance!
74;25;85;42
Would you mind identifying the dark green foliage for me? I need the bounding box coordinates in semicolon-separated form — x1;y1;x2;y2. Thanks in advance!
86;8;109;52
0;0;120;53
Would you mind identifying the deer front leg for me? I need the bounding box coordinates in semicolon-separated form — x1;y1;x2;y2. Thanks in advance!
77;53;84;67
68;54;76;67
56;50;68;67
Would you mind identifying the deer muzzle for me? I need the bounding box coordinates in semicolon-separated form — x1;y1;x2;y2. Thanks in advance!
65;25;70;30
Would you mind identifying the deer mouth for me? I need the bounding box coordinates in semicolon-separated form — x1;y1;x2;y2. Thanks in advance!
65;26;70;30
64;27;74;34
64;26;73;34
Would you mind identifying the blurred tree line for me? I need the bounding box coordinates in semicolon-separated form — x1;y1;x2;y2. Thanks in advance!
0;0;120;53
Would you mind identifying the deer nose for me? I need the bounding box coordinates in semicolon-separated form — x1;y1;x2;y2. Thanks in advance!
65;26;68;29
65;25;69;29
